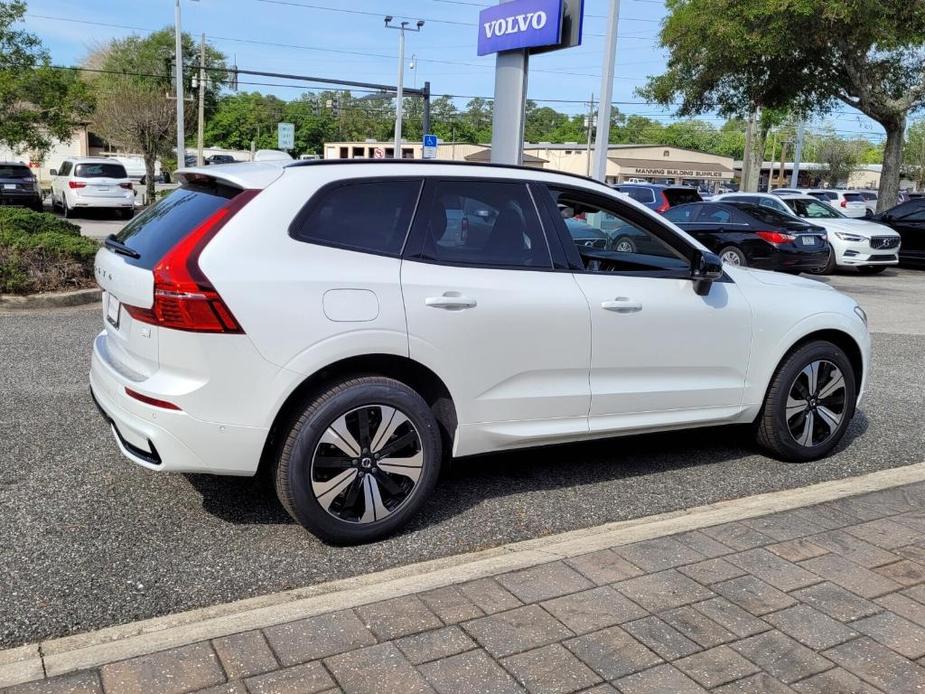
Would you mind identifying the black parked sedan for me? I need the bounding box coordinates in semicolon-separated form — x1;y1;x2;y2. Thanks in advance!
663;202;830;272
872;200;925;267
0;162;43;211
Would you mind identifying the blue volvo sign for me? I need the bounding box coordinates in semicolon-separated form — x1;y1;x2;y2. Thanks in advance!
477;0;563;56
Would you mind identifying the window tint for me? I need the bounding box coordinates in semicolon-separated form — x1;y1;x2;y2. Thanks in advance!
842;192;864;202
731;195;760;204
663;188;702;206
740;204;797;226
115;183;241;269
809;191;837;201
786;198;843;219
759;197;786;211
58;161;72;176
550;188;687;268
292;179;421;256
663;205;697;223
890;201;925;221
75;163;128;178
699;206;735;223
0;165;32;178
418;180;550;268
617;186;656;204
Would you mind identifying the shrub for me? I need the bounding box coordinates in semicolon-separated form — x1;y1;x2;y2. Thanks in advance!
0;208;98;294
0;207;81;237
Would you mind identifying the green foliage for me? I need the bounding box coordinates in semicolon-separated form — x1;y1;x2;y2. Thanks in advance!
0;207;81;237
0;207;97;294
0;1;93;156
905;119;925;186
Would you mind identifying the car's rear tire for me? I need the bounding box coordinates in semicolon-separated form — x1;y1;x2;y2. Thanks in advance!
719;246;747;267
120;208;134;220
755;340;856;462
857;265;886;274
275;376;442;544
807;248;836;275
62;197;74;219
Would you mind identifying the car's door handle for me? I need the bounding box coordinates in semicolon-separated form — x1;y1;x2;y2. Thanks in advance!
425;294;477;310
601;297;642;313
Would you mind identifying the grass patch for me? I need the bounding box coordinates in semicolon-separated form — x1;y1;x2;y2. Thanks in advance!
0;208;99;294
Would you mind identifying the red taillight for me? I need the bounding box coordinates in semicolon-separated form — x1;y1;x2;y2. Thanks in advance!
755;230;796;244
124;387;181;411
656;192;670;213
840;199;847;208
68;180;86;189
124;189;259;334
119;182;133;190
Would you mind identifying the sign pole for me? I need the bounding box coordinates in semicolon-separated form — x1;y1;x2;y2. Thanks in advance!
489;0;529;165
394;25;405;159
591;0;620;182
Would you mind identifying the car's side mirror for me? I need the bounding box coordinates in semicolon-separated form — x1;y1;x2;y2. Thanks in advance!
691;249;724;296
49;169;57;176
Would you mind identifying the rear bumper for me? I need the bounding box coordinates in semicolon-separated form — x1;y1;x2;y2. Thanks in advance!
73;197;134;208
757;248;830;271
0;192;41;206
89;332;267;476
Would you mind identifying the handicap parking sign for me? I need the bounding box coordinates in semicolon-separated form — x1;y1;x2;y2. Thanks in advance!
422;134;438;160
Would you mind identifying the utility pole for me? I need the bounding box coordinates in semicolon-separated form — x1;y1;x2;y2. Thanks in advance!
585;94;595;177
791;121;805;188
173;0;194;167
385;17;424;159
592;0;621;182
767;130;777;192
742;109;757;191
196;33;206;167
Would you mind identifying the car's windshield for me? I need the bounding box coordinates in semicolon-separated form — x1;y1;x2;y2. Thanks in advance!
784;198;844;219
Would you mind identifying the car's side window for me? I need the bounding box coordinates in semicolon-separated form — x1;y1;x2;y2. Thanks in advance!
545;186;690;275
759;197;786;212
663;205;698;223
890;202;925;222
618;187;656;205
58;161;72;177
411;180;552;269
698;207;734;224
289;178;422;256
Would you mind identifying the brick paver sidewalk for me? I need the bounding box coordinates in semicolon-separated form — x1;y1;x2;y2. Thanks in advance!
10;483;925;694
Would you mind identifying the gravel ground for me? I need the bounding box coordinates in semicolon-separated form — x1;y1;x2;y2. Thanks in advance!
1;268;923;649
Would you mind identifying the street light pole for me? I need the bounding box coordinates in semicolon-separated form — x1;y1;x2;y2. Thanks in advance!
196;33;206;167
385;17;424;159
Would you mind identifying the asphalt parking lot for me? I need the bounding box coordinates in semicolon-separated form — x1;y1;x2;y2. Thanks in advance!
1;268;923;649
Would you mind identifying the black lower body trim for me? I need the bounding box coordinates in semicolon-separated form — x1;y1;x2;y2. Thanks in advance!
90;386;162;466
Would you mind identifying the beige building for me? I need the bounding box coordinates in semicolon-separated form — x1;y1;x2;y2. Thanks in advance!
0;125;91;182
322;140;733;186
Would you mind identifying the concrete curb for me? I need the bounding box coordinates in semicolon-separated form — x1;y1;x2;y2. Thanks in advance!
3;461;925;688
0;288;101;310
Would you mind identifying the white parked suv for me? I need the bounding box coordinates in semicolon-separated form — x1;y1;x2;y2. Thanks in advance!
90;161;871;543
712;192;900;274
804;189;868;218
50;157;135;219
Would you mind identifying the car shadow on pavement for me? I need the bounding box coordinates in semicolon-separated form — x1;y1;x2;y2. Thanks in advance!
184;410;869;535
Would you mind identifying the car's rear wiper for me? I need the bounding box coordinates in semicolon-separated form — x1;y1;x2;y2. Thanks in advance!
104;234;141;259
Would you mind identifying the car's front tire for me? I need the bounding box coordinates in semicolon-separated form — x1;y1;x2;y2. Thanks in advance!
755;340;856;462
275;376;442;544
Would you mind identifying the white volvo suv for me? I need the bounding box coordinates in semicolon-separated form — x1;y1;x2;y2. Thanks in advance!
90;161;870;543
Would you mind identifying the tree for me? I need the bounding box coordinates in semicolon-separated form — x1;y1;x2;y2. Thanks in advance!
642;0;925;210
88;29;225;201
905;120;925;188
815;134;860;186
0;1;91;157
205;92;286;151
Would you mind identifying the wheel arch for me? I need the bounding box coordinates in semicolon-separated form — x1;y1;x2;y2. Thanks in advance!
256;354;458;480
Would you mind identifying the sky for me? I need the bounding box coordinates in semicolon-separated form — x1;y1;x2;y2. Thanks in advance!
22;0;887;143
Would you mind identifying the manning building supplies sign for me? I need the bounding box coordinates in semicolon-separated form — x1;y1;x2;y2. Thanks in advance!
477;0;563;55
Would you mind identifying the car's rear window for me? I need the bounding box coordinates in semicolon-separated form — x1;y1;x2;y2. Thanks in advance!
0;165;32;179
618;187;656;204
739;204;798;226
75;163;128;179
843;192;864;202
810;191;837;201
663;188;703;206
114;183;240;269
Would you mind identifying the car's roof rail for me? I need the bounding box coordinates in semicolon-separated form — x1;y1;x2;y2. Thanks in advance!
284;157;608;187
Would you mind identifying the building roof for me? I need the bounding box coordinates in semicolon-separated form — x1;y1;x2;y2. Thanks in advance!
609;157;734;174
464;148;548;164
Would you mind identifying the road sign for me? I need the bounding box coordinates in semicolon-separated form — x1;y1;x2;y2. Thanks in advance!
374;147;385;159
277;122;295;150
422;134;438;160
